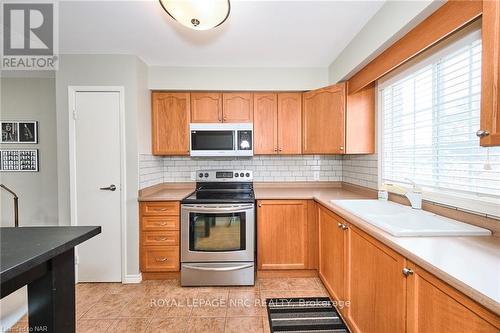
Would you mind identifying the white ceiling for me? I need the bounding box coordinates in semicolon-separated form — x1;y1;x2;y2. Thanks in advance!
59;0;385;67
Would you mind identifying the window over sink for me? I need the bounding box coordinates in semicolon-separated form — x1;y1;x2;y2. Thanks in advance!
378;22;500;217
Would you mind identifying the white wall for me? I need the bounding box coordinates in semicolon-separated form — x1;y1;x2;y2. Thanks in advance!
0;78;58;226
55;54;147;277
149;66;329;91
0;76;57;332
328;0;444;83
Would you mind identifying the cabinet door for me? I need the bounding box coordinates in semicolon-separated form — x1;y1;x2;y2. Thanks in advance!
346;225;406;333
191;92;222;123
318;206;346;303
254;93;278;154
406;262;500;333
480;0;500;146
278;93;302;154
302;83;346;154
345;83;375;154
223;93;254;122
257;200;308;270
151;92;190;155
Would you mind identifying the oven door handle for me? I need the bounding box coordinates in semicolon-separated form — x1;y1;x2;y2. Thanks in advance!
182;264;254;272
183;205;254;213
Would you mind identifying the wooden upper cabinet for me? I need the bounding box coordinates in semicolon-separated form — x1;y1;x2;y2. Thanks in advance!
222;93;253;122
480;1;500;146
346;225;406;333
345;83;375;154
257;200;308;270
254;93;278;154
318;206;346;303
278;93;302;154
406;261;500;333
302;83;346;154
190;92;222;123
151;92;190;155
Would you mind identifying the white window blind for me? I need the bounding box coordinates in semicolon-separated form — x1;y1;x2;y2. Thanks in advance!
379;27;500;210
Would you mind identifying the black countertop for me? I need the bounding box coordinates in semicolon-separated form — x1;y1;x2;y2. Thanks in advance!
0;226;101;282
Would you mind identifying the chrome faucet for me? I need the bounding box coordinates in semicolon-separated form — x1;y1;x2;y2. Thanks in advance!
404;178;422;209
0;184;19;227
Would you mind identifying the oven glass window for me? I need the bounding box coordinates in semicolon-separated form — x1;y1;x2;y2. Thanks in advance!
191;131;234;150
189;213;246;252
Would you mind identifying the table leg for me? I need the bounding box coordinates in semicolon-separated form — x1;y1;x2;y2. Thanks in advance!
27;248;75;333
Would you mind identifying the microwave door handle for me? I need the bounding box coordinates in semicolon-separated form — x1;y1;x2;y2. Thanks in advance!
183;264;253;272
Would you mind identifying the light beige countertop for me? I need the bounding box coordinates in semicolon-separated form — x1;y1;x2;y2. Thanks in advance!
138;182;195;201
139;181;500;315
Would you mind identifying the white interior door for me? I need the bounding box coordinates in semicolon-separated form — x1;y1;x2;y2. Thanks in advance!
73;90;122;282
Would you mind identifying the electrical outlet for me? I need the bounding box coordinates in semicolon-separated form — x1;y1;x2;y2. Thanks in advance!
314;171;320;180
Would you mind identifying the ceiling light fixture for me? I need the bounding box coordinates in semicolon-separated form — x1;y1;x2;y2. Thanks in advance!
159;0;231;31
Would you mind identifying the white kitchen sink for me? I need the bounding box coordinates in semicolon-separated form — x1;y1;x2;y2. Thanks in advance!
331;199;492;237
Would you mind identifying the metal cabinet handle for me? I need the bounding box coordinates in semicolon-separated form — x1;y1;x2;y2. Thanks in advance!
402;268;414;276
340;146;344;150
274;148;278;152
279;148;283;152
258;203;262;207
158;222;168;226
155;257;168;262
156;237;167;241
341;224;349;230
337;222;343;228
100;184;116;191
476;130;490;138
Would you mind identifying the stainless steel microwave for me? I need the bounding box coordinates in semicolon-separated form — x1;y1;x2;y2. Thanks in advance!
190;123;253;157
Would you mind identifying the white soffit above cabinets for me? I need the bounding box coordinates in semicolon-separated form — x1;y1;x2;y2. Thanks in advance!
59;0;385;67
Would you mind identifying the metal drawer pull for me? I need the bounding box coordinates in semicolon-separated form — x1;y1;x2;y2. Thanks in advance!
153;208;168;211
157;222;168;226
183;264;253;272
156;237;168;241
337;222;343;228
155;257;168;262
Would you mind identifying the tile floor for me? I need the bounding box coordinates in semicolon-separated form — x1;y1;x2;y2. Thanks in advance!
10;277;329;333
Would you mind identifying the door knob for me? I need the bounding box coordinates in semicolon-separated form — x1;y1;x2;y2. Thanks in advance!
100;184;117;191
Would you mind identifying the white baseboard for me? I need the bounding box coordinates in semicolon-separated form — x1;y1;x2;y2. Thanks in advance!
123;273;142;284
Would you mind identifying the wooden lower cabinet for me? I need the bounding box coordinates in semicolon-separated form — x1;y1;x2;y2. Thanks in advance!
318;205;346;302
318;208;500;333
140;201;180;275
257;200;317;270
345;225;407;333
406;261;500;333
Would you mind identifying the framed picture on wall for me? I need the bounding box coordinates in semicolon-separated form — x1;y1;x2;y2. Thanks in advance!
0;121;38;143
0;149;39;172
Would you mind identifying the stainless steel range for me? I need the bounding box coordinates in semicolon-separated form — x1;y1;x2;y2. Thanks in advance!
180;170;255;286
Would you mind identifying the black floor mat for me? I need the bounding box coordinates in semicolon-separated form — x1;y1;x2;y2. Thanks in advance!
266;297;350;333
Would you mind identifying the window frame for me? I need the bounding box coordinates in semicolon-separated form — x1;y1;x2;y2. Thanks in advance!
377;22;500;218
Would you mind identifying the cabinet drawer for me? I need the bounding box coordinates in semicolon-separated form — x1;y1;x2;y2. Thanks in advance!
142;231;179;246
141;202;179;216
141;216;179;231
142;246;179;272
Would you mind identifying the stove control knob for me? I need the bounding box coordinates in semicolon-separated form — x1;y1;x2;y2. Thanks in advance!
235;173;239;177
240;172;245;177
245;173;250;177
198;173;204;178
204;173;209;178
